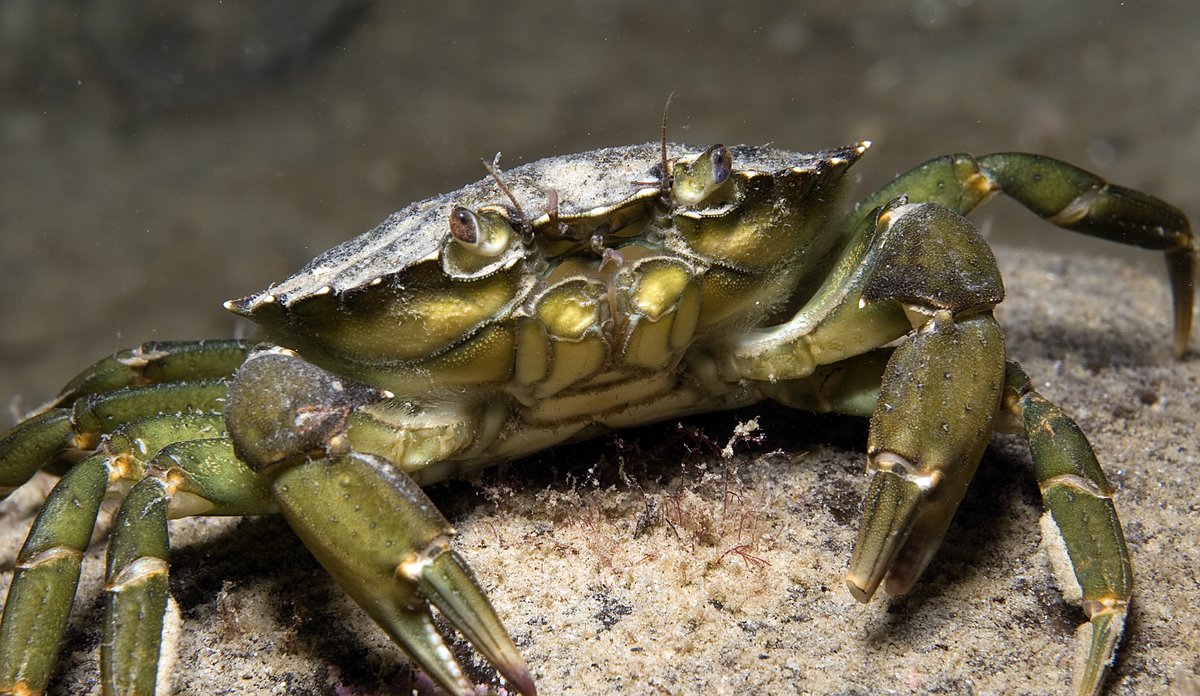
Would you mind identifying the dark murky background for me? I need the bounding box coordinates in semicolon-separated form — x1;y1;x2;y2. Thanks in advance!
1;0;1197;410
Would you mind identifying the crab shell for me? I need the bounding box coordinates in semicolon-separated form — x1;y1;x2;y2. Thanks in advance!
225;142;868;399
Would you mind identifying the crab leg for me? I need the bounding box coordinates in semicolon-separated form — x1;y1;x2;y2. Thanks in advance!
762;348;892;418
829;199;1010;599
0;414;233;696
102;476;170;696
270;452;535;696
738;197;1012;592
848;152;1195;356
223;348;535;696
726;201;916;381
0;454;111;695
767;331;1129;694
41;339;252;413
729;195;1012;592
845;309;1006;599
769;350;1129;695
0;410;72;498
737;198;1009;597
0;380;230;498
980;153;1195;355
738;198;1011;593
0;338;249;497
102;438;274;695
1001;362;1131;696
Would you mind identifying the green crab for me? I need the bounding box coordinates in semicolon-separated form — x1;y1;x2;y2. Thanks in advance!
0;135;1193;696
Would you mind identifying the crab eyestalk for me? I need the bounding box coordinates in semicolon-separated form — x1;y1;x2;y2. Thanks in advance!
449;205;515;258
672;143;733;205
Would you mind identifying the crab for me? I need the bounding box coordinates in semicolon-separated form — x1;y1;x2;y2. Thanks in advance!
0;133;1194;696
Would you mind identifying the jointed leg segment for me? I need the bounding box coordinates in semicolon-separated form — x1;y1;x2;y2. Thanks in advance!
768;333;1132;696
224;348;536;696
0;341;536;696
851;151;1194;356
1002;363;1131;696
751;153;1165;694
845;310;1006;601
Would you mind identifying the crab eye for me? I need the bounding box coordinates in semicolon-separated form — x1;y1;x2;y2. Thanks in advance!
709;145;732;186
450;206;479;244
449;206;511;257
672;143;734;206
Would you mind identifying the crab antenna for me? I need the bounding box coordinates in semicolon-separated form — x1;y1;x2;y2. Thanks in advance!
660;91;675;192
481;152;529;226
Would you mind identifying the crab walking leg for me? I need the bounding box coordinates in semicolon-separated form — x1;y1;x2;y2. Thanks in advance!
0;337;248;498
0;341;248;496
150;438;277;518
102;477;170;696
101;439;275;696
0;455;111;695
845;310;1006;600
1001;362;1131;696
979;153;1195;355
0;410;72;498
0;414;231;695
846;152;1195;355
0;380;230;498
268;453;535;696
40;339;252;414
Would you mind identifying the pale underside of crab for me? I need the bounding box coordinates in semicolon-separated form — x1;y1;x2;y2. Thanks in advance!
0;137;1193;696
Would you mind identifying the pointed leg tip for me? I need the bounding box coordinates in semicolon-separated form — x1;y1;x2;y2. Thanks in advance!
488;650;536;696
1172;307;1191;358
471;631;536;696
844;575;874;604
418;551;536;695
1165;244;1195;359
486;652;538;696
505;666;537;696
1074;603;1127;696
1172;332;1189;360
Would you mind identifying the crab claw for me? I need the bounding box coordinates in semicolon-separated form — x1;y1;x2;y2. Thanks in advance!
421;549;538;696
223;349;535;694
846;311;1006;601
843;457;931;602
270;451;536;696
